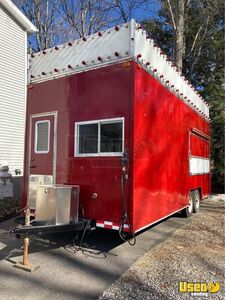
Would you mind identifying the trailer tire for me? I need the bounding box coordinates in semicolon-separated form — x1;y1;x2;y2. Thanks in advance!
181;192;193;218
193;190;200;213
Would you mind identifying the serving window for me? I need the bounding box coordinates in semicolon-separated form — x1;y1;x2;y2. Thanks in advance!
189;128;210;175
190;131;210;158
75;118;124;157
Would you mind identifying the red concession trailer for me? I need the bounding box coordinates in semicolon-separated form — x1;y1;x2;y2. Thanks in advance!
22;20;210;236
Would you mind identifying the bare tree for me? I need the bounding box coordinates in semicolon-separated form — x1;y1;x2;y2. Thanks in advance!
60;0;151;38
13;0;62;51
164;0;185;71
113;0;149;23
60;0;114;38
13;0;155;50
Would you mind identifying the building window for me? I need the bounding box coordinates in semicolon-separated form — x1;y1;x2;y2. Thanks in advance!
75;118;124;156
35;120;50;153
79;123;98;154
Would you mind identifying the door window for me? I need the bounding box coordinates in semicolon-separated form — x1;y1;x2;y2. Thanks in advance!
35;120;50;153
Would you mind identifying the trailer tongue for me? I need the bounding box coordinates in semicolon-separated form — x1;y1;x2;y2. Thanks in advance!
10;218;92;238
9;196;93;273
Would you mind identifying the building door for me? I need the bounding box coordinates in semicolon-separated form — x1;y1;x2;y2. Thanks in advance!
28;112;57;210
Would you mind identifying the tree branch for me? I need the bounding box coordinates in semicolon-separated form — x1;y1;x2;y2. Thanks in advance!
166;0;176;31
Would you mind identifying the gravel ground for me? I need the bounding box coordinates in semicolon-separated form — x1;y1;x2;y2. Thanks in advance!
0;198;21;221
100;195;225;300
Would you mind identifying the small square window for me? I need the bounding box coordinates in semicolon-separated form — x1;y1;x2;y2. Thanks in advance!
35;121;50;153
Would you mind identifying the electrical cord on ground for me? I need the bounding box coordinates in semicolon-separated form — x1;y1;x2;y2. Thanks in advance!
79;220;89;248
64;222;106;258
67;220;89;252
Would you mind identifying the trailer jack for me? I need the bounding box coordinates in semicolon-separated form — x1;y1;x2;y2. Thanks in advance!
13;208;40;272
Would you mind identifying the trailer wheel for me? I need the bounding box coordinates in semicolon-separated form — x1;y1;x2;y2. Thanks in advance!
193;190;200;213
181;192;193;218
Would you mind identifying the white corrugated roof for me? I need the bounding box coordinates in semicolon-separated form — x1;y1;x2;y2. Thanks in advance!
0;0;37;34
28;20;209;120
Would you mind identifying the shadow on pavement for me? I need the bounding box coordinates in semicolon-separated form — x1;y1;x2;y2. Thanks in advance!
0;222;124;263
0;210;192;264
0;212;193;300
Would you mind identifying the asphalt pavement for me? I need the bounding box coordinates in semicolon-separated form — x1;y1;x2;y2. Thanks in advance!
0;214;193;300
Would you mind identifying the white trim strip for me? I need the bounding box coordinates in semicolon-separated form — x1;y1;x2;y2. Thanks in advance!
96;220;129;231
96;223;104;228
104;221;113;226
112;225;119;230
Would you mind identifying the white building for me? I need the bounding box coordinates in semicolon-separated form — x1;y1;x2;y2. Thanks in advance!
0;0;37;186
